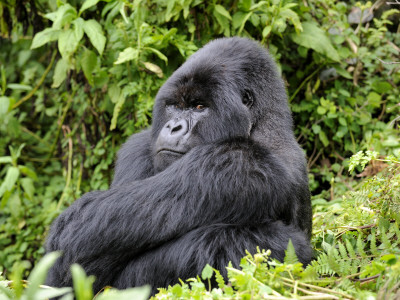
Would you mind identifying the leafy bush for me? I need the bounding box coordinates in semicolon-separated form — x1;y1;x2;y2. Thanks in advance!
0;252;151;300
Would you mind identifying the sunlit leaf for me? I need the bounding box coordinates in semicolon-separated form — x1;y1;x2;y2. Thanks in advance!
214;4;232;20
291;21;340;61
0;166;19;198
83;19;106;55
26;253;64;299
31;28;60;49
58;29;80;58
79;0;100;15
114;47;139;64
52;58;69;88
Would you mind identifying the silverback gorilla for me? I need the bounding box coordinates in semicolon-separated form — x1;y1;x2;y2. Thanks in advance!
46;37;312;293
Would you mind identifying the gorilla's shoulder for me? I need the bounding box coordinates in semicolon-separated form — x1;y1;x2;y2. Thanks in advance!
112;129;154;185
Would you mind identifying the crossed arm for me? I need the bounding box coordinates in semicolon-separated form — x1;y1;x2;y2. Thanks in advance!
46;134;298;287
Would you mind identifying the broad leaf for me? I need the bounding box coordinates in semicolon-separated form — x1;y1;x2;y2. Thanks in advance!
73;17;85;41
143;47;168;63
214;4;232;20
96;285;151;300
58;29;80;59
81;49;98;85
31;28;60;49
52;58;69;88
0;166;19;198
114;47;139;64
71;264;95;300
52;4;78;30
83;19;106;55
290;21;340;62
80;0;100;15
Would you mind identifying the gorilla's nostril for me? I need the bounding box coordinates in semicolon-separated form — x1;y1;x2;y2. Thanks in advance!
171;125;182;133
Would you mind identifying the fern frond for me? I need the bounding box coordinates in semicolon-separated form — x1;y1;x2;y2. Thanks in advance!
356;235;367;258
284;239;299;265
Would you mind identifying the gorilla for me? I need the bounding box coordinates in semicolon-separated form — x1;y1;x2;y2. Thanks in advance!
46;37;312;293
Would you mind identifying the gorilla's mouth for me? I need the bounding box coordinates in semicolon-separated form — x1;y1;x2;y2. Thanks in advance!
157;149;186;156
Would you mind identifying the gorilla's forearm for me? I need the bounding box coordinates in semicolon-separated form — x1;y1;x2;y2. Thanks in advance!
47;139;306;265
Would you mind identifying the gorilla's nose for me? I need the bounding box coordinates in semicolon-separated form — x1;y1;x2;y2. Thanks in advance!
166;119;189;136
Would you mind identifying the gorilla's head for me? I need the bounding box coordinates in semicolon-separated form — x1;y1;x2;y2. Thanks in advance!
152;37;295;172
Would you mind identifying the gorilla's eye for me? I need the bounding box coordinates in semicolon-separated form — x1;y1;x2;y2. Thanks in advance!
195;104;205;110
172;103;184;109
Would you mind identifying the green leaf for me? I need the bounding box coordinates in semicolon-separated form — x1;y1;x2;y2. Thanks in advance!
236;12;252;34
7;83;32;91
83;19;106;55
249;14;260;27
213;5;232;36
58;29;80;59
108;84;122;103
81;49;98;85
284;239;299;265
233;12;247;29
35;287;73;300
358;112;371;125
238;0;252;11
367;92;381;108
334;66;352;79
0;156;12;163
25;252;62;299
143;47;168;63
31;28;60;49
262;25;272;38
20;178;35;199
19;165;37;180
71;264;95;300
110;93;126;131
280;8;302;33
317;106;326;115
214;5;232;20
114;47;139;64
0;166;20;198
52;58;69;88
0;284;15;298
338;117;347;126
96;286;151;300
371;80;392;94
312;124;321;134
290;22;340;62
80;0;100;15
51;4;78;29
319;131;329;147
201;264;214;280
0;97;10;116
73;17;85;41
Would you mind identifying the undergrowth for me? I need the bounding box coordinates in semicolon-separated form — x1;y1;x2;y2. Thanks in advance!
0;152;399;299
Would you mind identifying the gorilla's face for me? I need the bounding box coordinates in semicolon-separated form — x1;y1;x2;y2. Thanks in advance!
153;77;211;171
152;66;253;172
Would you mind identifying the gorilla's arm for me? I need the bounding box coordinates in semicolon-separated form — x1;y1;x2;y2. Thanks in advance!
46;139;308;286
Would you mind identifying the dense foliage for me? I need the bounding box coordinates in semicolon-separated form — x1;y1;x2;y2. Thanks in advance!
0;0;399;298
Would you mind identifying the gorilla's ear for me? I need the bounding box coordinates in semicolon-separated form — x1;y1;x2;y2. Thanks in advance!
242;89;254;108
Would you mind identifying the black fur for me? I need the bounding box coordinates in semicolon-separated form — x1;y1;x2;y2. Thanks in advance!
46;37;312;293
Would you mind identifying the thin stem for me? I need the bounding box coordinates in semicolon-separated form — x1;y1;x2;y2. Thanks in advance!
12;51;57;109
